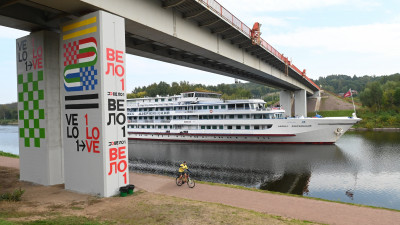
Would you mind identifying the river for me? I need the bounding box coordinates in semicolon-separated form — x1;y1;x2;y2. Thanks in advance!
1;125;400;210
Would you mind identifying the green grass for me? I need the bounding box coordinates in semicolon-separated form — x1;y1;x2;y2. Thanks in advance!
0;216;110;225
0;120;18;125
0;151;19;158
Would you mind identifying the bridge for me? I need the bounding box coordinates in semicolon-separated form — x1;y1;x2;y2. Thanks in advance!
1;0;320;196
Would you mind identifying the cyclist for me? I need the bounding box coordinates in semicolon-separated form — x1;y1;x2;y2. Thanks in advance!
178;161;189;183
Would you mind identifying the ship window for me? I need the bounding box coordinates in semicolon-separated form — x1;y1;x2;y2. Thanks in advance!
143;116;147;119
155;116;158;119
227;125;232;129
267;125;273;129
254;114;261;119
133;117;137;119
238;115;243;119
214;105;218;109
236;126;241;129
159;108;163;111
245;125;250;130
246;115;250;118
201;126;205;129
158;125;161;128
212;126;217;129
214;115;219;119
254;125;260;130
164;125;167;129
166;116;170;120
207;126;211;129
209;115;213;120
221;105;226;109
141;125;145;128
173;116;177;119
144;108;147;111
229;115;234;119
155;99;158;102
209;106;213;109
161;99;165;102
160;116;164;119
147;125;150;128
203;106;207;109
168;99;172;101
236;104;244;109
245;104;250;109
219;125;223;129
228;104;235;110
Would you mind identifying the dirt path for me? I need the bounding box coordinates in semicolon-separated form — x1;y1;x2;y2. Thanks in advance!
2;156;399;225
130;173;400;225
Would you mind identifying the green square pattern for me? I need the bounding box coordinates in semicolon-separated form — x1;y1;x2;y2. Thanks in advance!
18;70;45;148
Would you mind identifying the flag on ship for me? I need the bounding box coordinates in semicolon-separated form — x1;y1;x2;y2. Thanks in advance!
344;89;352;98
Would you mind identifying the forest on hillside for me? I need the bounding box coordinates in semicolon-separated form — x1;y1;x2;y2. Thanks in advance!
127;81;278;101
1;73;399;125
0;102;17;124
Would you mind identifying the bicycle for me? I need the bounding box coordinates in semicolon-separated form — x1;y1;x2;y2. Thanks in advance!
176;170;195;188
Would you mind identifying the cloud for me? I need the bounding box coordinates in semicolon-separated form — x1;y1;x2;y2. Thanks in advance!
0;26;28;39
267;23;400;56
218;0;379;13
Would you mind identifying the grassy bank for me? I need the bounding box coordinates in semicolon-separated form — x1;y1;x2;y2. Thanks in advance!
0;120;18;125
308;109;400;129
0;166;317;225
0;151;19;158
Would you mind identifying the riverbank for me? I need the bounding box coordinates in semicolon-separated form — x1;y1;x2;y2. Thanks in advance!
1;157;400;225
349;127;400;131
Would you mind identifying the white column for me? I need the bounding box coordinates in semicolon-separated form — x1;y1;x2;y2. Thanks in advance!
16;31;63;185
280;90;292;118
61;11;128;197
294;89;307;117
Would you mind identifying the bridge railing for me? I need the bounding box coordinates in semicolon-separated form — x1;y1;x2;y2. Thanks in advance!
197;0;320;90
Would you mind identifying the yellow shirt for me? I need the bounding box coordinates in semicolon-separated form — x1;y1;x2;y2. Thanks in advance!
179;163;188;172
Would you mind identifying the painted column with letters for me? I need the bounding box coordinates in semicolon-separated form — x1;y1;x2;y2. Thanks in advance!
16;31;63;186
61;11;128;197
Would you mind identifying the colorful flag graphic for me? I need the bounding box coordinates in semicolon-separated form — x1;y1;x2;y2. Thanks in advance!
62;17;98;92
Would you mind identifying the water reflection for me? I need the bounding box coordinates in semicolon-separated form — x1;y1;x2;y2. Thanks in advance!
0;125;399;210
128;132;400;210
129;142;346;195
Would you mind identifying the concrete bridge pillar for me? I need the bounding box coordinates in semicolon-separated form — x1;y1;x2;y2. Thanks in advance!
280;90;292;117
16;10;129;197
294;89;307;117
17;31;63;185
61;11;128;197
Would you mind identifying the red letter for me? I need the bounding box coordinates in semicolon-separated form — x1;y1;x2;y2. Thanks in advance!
86;127;92;139
116;50;123;63
118;160;127;172
106;48;115;61
105;63;114;75
109;148;118;161
115;65;125;77
108;162;117;175
118;146;126;159
93;140;100;153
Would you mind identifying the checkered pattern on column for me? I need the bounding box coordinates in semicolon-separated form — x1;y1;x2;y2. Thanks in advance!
17;71;45;148
81;66;98;90
63;41;78;66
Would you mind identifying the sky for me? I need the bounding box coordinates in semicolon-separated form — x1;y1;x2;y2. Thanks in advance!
1;0;400;104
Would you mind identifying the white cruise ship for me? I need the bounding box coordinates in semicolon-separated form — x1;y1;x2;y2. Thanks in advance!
126;92;361;144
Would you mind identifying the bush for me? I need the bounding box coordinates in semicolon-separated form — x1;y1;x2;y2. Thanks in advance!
0;188;25;201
